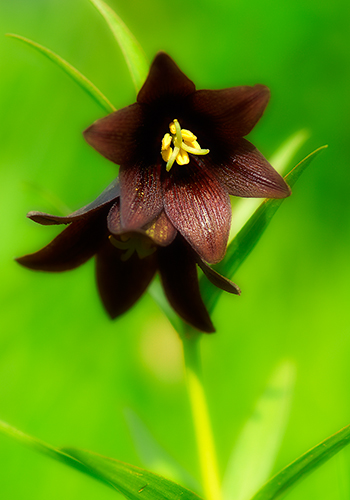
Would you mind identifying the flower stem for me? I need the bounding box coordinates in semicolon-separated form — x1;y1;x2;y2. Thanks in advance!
182;331;222;500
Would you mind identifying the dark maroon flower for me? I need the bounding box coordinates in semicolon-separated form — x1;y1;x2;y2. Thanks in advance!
16;180;240;333
84;52;290;265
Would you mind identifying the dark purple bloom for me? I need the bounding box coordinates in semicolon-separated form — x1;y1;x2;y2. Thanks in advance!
16;180;240;333
84;52;290;265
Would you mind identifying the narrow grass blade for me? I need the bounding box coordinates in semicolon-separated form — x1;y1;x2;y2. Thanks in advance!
222;361;296;500
64;447;203;500
0;420;107;486
250;423;350;500
88;0;149;93
201;145;328;313
0;420;202;500
7;34;116;113
268;129;310;174
229;129;310;241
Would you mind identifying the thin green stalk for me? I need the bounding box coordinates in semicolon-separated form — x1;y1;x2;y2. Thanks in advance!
182;332;222;500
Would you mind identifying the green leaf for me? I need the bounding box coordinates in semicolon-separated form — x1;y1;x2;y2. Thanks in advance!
6;34;116;114
268;129;310;174
0;420;107;486
229;129;310;241
65;447;203;500
0;420;203;500
222;361;296;500
250;422;350;500
88;0;149;93
201;145;328;313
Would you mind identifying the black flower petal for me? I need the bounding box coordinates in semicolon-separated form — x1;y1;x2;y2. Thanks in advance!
96;239;157;319
210;138;291;198
162;159;231;264
137;52;196;105
108;201;177;247
158;236;215;333
27;178;120;225
84;104;144;166
16;205;110;272
119;162;164;230
187;85;270;139
196;258;241;296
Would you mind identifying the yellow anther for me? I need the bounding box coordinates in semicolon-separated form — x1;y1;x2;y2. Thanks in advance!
184;139;200;150
176;149;190;165
161;146;173;163
161;118;209;171
181;129;197;142
162;133;172;151
169;121;176;135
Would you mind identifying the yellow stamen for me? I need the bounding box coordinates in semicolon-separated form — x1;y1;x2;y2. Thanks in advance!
162;133;172;150
181;129;197;142
161;146;173;162
169;122;176;135
185;139;201;150
161;118;209;171
176;149;190;165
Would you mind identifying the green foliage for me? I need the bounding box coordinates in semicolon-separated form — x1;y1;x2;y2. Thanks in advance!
201;145;328;313
88;0;149;93
7;34;116;113
2;0;349;498
0;420;203;500
222;361;296;500
251;423;350;500
65;448;203;500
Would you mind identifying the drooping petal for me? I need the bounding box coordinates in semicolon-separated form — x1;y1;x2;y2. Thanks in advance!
157;236;215;333
119;162;164;230
163;159;231;264
143;211;177;246
211;139;291;198
16;207;110;272
108;202;177;247
95;239;157;319
137;52;196;105
27;178;120;226
196;258;241;295
188;85;270;139
84;103;145;166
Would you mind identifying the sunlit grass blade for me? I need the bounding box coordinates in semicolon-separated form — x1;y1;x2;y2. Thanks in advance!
64;447;203;500
88;0;149;93
250;422;350;500
6;34;116;113
0;420;108;486
222;361;296;500
229;129;310;241
268;129;310;174
201;145;328;313
0;419;202;500
125;409;200;491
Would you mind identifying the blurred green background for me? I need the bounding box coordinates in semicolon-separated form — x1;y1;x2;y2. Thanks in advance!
1;0;350;498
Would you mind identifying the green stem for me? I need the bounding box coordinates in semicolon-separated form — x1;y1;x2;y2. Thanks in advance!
182;331;222;500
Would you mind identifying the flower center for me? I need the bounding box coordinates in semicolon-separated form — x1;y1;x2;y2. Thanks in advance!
109;234;156;261
161;119;209;172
